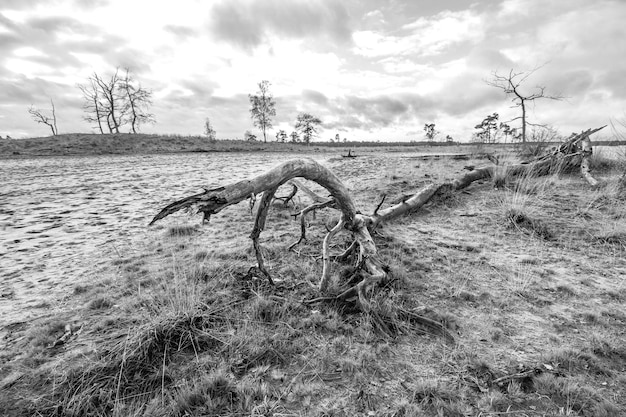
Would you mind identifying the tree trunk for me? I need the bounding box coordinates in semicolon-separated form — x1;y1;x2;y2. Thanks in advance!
521;99;527;143
51;99;58;136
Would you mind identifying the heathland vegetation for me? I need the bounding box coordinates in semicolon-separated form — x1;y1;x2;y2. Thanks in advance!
1;124;625;415
1;66;626;415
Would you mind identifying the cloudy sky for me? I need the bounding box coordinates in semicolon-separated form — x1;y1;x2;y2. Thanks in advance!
1;0;625;141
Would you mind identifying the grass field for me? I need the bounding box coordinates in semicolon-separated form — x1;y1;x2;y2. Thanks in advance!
0;139;625;416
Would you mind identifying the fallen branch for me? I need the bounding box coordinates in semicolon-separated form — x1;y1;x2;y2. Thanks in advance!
150;128;605;310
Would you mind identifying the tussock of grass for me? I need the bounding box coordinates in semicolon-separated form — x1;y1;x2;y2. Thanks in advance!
87;296;114;310
593;229;626;247
50;312;225;416
544;348;613;377
589;149;626;172
505;208;553;240
409;379;468;416
166;224;197;237
534;374;620;416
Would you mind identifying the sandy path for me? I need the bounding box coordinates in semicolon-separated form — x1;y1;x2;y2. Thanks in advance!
0;152;332;326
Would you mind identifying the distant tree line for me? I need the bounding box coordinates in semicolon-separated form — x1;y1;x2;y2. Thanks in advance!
21;64;565;143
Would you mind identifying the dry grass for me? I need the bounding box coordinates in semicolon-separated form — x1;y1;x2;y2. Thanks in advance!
1;146;625;416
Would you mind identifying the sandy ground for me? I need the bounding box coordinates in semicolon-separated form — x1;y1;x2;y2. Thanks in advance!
1;149;450;325
0;152;347;326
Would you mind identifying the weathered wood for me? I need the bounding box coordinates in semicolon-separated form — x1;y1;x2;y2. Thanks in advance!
150;158;356;226
580;136;599;186
320;217;345;292
288;179;328;203
250;186;278;283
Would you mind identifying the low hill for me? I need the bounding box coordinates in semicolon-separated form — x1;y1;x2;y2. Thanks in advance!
0;133;317;157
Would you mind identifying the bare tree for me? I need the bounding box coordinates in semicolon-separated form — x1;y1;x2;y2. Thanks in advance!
78;77;105;134
96;69;125;133
79;68;154;134
28;99;58;136
119;68;155;133
486;67;563;143
295;113;322;145
249;80;276;143
78;71;123;133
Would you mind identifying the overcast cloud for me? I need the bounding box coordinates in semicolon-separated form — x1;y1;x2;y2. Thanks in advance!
0;0;625;140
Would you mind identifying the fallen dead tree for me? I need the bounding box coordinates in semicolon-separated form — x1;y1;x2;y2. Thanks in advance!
150;127;605;309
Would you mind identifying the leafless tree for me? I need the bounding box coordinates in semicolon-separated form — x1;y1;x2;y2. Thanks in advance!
78;77;105;134
486;67;563;143
119;68;155;133
249;80;276;143
28;99;58;136
295;113;322;145
78;71;124;133
79;68;154;134
96;69;125;133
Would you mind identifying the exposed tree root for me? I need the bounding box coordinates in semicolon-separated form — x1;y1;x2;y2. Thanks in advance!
150;127;604;316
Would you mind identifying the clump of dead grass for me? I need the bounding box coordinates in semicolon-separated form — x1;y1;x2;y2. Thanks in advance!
166;224;197;237
533;373;620;416
51;311;225;416
505;208;553;240
493;165;557;240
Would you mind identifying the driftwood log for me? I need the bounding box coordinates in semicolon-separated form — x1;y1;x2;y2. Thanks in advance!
150;127;605;308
